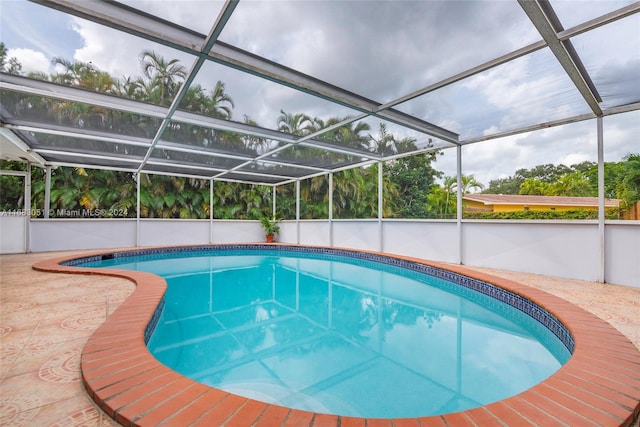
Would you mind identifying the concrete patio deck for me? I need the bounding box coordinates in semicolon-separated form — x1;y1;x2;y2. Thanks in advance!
1;249;639;426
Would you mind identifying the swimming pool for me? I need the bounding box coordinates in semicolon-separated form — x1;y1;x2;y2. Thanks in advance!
76;245;572;418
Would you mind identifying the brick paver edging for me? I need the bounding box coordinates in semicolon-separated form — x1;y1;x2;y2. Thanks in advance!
33;245;640;427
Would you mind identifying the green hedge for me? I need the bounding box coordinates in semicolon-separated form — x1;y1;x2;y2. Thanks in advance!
464;208;621;220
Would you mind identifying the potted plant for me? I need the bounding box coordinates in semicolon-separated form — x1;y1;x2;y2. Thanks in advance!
260;216;281;243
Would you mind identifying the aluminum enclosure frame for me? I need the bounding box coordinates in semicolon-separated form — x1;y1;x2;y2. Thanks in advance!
2;0;637;186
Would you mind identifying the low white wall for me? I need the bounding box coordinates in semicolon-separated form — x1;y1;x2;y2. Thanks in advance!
0;215;27;254
382;220;459;263
139;220;210;247
278;220;298;244
298;220;331;247
12;218;640;288
461;221;600;282
605;222;640;287
212;220;263;244
31;219;136;252
333;220;380;251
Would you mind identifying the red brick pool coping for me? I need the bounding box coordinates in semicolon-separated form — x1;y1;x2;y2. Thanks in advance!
34;245;640;427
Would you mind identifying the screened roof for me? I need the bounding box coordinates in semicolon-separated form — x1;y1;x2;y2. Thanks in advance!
1;0;639;185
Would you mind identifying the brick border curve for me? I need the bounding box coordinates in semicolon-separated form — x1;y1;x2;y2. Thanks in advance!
33;245;640;427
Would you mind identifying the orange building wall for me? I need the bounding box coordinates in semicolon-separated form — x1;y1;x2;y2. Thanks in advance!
463;200;617;213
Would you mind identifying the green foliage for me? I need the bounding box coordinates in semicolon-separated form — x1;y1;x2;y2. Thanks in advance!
465;208;621;220
519;171;591;197
620;153;640;207
385;152;442;218
0;42;22;74
425;174;484;219
487;163;576;195
486;157;640;215
275;183;297;220
260;216;281;236
0;160;27;211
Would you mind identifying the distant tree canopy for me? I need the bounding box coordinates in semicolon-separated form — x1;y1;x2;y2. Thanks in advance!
484;156;640;209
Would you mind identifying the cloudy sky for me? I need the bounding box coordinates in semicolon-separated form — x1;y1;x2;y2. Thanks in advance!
1;0;638;186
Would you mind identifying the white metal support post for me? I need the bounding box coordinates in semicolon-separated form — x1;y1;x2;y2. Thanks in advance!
272;186;276;219
210;179;214;244
456;145;463;264
597;117;605;283
44;166;51;219
136;173;141;247
25;162;31;253
329;173;333;247
378;161;384;252
296;180;301;244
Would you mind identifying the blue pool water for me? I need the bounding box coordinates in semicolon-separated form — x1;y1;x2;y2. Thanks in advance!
79;247;571;418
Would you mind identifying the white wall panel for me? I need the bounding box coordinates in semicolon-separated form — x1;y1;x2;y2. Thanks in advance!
139;220;209;247
0;215;27;254
462;221;599;282
298;221;330;246
211;220;263;244
31;219;136;252
279;221;297;244
332;220;379;251
605;222;640;287
383;221;459;263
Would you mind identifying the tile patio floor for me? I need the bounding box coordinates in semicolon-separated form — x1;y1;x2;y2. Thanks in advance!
1;250;638;426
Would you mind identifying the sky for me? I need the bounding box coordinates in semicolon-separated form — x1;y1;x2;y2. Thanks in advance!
1;0;638;187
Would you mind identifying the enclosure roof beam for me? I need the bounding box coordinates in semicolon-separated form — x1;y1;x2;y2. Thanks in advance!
0;73;168;118
518;0;602;116
0;72;298;145
1;73;381;163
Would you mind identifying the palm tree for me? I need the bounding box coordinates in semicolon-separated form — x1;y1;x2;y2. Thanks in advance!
459;174;484;194
181;81;235;120
371;123;396;156
114;76;142;99
333;168;367;218
139;49;187;105
277;110;314;136
242;115;270;154
435;174;484;218
442;176;457;218
207;81;234;119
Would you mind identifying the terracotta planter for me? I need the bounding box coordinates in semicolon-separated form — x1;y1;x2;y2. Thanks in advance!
266;234;274;243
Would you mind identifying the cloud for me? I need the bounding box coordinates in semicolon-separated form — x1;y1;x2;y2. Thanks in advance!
71;18;194;80
218;1;536;103
7;48;50;75
118;0;226;35
435;111;640;187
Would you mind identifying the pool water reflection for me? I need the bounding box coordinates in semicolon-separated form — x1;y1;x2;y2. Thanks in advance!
96;251;569;418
